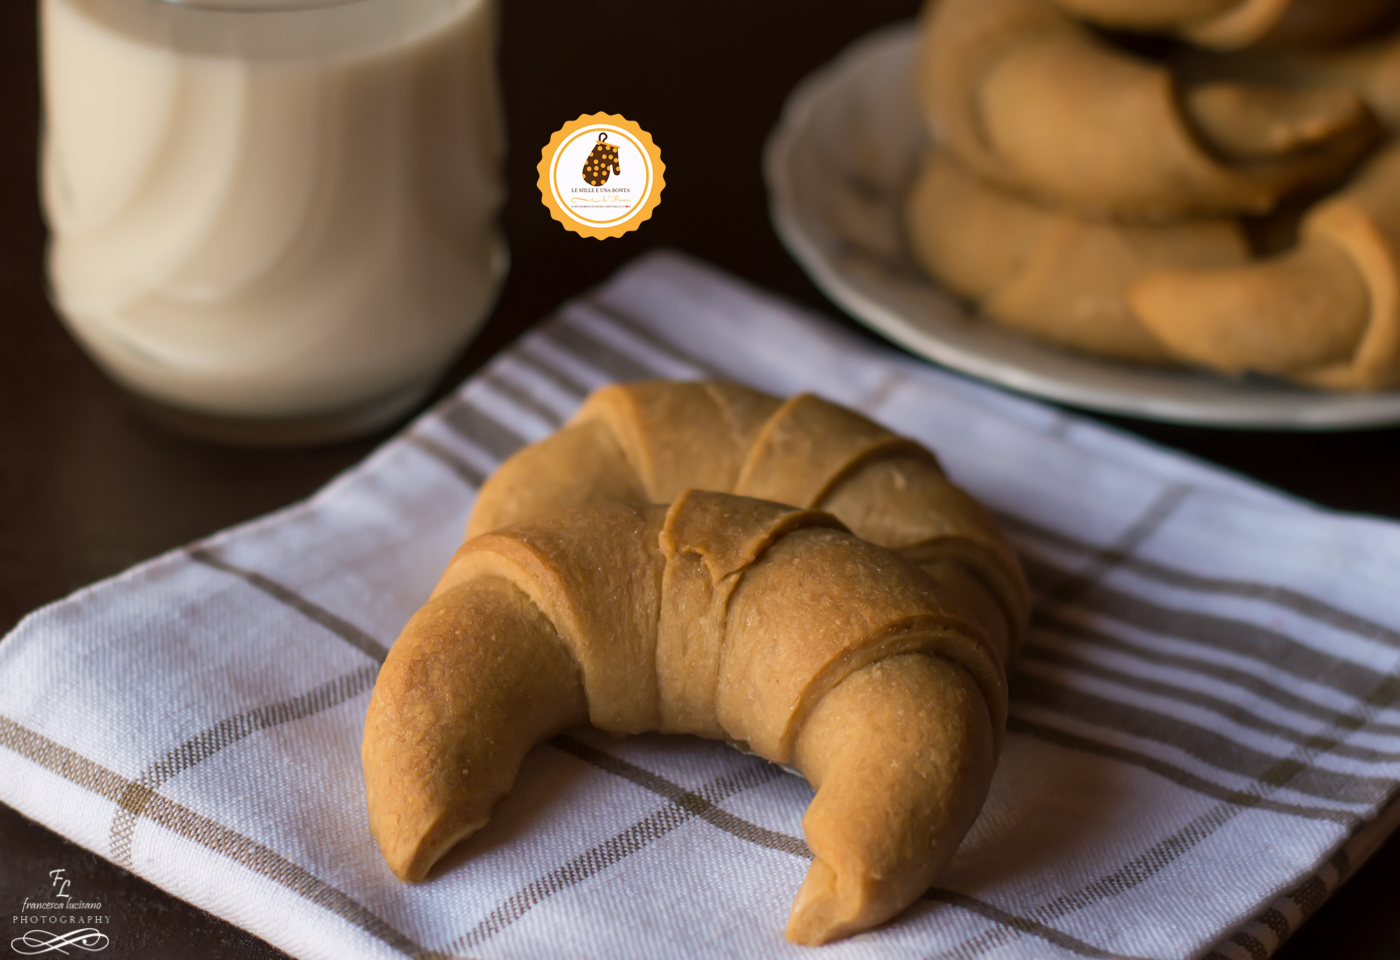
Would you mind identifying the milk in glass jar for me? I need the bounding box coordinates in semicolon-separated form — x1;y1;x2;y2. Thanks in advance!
41;0;506;443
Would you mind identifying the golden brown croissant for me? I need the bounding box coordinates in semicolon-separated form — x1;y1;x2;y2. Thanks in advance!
905;146;1250;363
916;0;1376;221
362;383;1029;944
1129;142;1400;388
364;491;1006;945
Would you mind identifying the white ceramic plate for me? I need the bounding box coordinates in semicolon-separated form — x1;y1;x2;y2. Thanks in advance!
763;23;1400;428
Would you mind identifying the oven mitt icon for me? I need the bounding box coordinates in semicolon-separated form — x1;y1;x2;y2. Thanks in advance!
582;133;621;186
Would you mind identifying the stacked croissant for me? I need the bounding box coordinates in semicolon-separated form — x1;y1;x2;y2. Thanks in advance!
362;382;1029;945
908;0;1400;390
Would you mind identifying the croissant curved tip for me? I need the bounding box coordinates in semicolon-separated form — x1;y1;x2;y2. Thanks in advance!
370;829;431;882
785;858;882;946
390;856;430;884
375;811;492;883
391;838;445;883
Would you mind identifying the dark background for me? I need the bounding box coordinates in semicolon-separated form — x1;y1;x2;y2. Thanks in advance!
2;1;1398;957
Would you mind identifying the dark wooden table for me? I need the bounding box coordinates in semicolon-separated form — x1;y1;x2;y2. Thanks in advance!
2;2;1398;958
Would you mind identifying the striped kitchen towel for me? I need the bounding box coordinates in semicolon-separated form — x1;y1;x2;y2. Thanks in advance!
2;249;1399;960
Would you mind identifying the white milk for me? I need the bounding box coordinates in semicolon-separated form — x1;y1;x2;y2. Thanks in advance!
41;0;506;430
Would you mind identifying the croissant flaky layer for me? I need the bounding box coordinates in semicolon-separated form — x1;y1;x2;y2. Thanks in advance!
363;382;1028;944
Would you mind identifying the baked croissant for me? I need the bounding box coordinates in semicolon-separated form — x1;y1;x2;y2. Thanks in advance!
363;383;1029;944
1129;142;1400;389
905;146;1250;363
917;0;1376;221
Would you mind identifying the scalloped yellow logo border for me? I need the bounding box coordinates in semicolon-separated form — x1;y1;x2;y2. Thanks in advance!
538;114;664;239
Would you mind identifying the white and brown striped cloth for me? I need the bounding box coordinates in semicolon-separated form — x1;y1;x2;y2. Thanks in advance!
3;250;1399;960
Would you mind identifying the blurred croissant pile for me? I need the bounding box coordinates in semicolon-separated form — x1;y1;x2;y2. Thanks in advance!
908;0;1400;390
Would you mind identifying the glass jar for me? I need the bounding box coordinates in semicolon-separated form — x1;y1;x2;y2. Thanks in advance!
40;0;506;445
